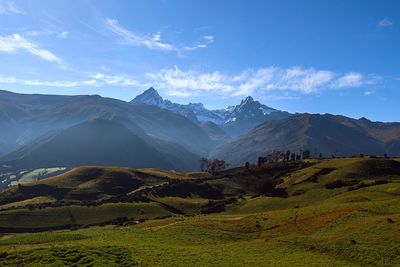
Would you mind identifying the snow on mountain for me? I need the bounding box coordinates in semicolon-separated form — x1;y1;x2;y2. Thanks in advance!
131;88;287;135
131;88;225;124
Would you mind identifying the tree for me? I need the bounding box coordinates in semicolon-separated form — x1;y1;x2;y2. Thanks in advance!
286;150;291;161
290;153;296;161
302;150;311;159
257;157;263;167
245;161;250;170
200;157;210;172
319;153;323;159
210;159;228;172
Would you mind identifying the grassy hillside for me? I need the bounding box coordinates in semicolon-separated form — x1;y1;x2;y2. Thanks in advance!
0;157;399;266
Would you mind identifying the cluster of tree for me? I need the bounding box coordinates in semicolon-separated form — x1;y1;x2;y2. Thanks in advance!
200;158;229;172
257;150;312;167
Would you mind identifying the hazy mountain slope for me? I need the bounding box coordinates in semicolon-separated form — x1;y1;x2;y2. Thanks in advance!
0;90;213;156
200;121;229;142
211;113;392;166
0;119;175;170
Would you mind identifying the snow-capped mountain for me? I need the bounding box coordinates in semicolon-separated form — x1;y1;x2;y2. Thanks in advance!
131;88;224;124
223;96;277;123
131;88;290;136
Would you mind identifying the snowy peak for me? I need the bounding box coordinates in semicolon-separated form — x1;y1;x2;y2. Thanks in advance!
228;96;276;119
130;88;289;136
240;96;254;105
131;87;164;106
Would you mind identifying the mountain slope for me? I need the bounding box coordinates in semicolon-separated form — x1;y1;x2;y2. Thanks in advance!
211;113;399;166
0;89;213;157
0;119;176;170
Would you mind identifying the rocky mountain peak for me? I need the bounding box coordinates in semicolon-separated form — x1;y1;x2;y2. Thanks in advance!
131;87;164;106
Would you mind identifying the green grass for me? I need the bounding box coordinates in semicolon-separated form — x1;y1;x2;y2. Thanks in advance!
0;181;399;266
0;246;137;266
0;158;399;266
0;202;173;229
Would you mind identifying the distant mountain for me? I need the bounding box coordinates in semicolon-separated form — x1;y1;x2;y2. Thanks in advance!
211;113;400;166
219;96;291;136
0;89;213;158
131;88;290;136
131;88;213;123
0;119;201;171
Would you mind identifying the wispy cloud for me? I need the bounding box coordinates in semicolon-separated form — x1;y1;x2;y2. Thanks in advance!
0;73;144;88
378;18;393;27
364;91;372;96
334;72;363;88
105;18;214;53
58;31;69;39
0;66;374;98
183;35;214;51
0;0;24;15
147;66;366;97
26;30;69;39
0;34;64;66
105;18;175;51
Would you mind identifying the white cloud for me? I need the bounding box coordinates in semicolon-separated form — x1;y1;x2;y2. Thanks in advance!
23;80;79;87
147;66;235;93
26;30;69;39
58;31;69;39
146;66;368;97
105;18;175;51
378;18;393;27
105;18;214;53
89;73;140;86
0;73;143;88
183;35;214;51
334;72;363;88
0;0;24;14
0;34;64;66
0;66;371;98
166;90;192;97
364;91;372;96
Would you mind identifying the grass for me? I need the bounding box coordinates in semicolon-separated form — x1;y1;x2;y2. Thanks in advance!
0;181;399;266
0;246;137;266
0;202;173;229
137;168;210;180
0;158;399;266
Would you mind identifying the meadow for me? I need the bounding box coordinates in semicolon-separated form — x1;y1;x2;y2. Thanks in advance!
0;158;399;266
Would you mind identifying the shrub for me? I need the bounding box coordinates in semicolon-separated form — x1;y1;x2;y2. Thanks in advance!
325;179;360;189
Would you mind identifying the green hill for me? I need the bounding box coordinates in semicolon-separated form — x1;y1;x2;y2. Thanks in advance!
0;158;399;266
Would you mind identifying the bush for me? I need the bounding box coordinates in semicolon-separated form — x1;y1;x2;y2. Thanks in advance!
348;179;389;191
325;179;360;189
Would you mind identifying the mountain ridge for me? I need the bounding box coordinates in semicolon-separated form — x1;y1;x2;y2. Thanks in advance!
131;87;291;135
211;113;400;166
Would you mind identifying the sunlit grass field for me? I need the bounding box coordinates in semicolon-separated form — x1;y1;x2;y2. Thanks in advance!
1;181;399;266
0;158;399;266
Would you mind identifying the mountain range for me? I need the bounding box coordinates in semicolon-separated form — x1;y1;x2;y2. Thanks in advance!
0;88;400;174
131;87;290;136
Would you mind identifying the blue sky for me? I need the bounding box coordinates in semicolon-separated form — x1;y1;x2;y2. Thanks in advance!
0;0;399;121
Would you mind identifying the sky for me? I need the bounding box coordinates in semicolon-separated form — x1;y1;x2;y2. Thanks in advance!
0;0;399;121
